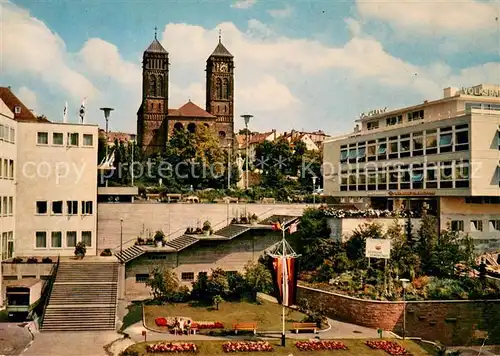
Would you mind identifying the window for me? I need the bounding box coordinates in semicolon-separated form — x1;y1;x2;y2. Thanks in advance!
425;129;437;155
37;132;48;145
408;109;424;121
52;201;63;214
400;135;411;158
455;127;469;151
1;232;7;260
181;272;195;281
426;164;438;189
69;133;79;146
83;134;93;146
367;121;379;130
53;132;64;145
51;232;62;248
377;141;387;160
136;274;149;283
348;148;357;163
358;170;366;191
357;146;366;162
440;161;453;188
455;160;469;188
35;231;47;248
81;231;92;247
340;150;348;162
367;168;376;190
470;220;483;232
2;159;7;178
367;141;376;162
8;197;13;215
377;169;387;190
388;167;398;190
400;165;411;189
14;106;21;114
412;164;424;189
36;201;48;214
81;201;93;215
1;197;6;215
386;115;402;126
10;127;15;143
389;138;398;159
439;131;453;153
412;132;424;156
0;124;3;141
8;160;14;178
67;200;78;215
451;220;464;232
66;231;77;247
489;220;500;232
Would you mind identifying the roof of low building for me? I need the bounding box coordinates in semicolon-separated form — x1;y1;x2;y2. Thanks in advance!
0;87;50;122
168;100;216;119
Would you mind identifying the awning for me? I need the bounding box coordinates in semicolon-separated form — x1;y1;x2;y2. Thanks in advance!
377;145;386;154
439;134;453;146
340;151;348;160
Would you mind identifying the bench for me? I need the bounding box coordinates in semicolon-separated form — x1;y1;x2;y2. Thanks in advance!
189;327;199;335
292;322;318;334
233;322;257;335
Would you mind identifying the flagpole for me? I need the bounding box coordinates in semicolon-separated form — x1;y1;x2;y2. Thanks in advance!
281;224;286;347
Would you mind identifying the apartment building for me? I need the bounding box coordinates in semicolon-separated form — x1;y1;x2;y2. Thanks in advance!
0;99;17;305
323;84;500;251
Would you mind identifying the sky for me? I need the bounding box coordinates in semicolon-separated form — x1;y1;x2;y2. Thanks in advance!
1;0;500;136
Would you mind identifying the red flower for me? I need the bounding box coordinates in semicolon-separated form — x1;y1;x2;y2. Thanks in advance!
146;342;198;353
295;341;347;351
155;317;168;327
222;341;273;353
366;340;410;355
191;321;225;329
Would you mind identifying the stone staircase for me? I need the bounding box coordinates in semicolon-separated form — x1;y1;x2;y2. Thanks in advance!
41;262;118;331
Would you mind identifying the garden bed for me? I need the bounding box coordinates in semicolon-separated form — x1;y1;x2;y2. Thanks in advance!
144;300;311;333
125;339;430;355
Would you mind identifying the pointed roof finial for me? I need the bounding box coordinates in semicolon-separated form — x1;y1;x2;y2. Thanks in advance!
219;29;222;43
154;26;158;39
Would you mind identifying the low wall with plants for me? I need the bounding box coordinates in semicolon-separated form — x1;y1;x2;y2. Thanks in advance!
297;285;500;346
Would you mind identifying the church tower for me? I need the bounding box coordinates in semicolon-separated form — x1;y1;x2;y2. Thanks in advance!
137;29;169;155
206;32;234;145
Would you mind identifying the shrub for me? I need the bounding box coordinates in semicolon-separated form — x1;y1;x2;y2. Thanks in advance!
119;350;139;356
412;276;430;290
100;249;113;257
154;230;165;243
42;257;53;263
27;257;38;264
74;242;86;259
12;257;23;263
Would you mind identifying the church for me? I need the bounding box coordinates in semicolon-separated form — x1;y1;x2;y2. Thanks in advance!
137;31;235;156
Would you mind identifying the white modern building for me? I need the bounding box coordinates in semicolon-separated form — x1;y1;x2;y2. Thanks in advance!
0;99;17;305
324;84;500;251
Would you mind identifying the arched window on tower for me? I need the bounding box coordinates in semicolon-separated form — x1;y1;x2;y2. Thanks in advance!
149;75;156;97
226;79;231;99
216;78;222;99
156;75;163;97
222;79;228;99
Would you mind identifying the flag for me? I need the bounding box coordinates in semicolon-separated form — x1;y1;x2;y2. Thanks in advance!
79;98;86;123
288;222;298;234
63;101;68;123
272;221;281;231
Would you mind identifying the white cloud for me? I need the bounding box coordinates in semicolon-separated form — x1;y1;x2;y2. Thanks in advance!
356;0;500;36
231;0;256;9
267;5;293;18
0;1;98;100
17;86;38;113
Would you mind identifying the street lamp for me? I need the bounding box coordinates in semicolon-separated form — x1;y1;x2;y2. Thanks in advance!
100;107;114;187
400;278;410;340
241;114;253;190
130;135;136;187
312;176;317;205
120;218;124;258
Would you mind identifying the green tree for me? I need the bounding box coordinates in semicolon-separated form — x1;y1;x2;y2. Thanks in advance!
243;261;273;301
213;295;224;310
207;268;230;299
297;208;331;258
146;266;182;302
191;272;210;302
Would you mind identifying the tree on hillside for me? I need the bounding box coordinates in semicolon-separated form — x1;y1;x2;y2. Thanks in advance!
297;208;331;256
146;266;182;302
243;261;273;301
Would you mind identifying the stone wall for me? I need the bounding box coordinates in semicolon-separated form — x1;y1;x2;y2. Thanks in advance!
297;285;500;346
97;203;308;253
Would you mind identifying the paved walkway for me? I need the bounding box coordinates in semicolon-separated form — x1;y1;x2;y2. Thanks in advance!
449;345;500;356
0;323;32;355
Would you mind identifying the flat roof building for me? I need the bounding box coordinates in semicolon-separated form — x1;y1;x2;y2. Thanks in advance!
323;84;500;252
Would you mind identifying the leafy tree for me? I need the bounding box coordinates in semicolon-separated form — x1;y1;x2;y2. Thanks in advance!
346;223;384;266
207;268;230;299
297;208;331;258
146;266;183;302
243;261;273;301
226;271;246;299
417;210;439;275
213;295;224;310
191;272;210;302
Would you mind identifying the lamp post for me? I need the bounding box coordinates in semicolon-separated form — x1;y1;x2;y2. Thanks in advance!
100;107;114;187
241;114;253;190
120;218;124;257
400;278;410;340
130;135;136;187
312;176;317;205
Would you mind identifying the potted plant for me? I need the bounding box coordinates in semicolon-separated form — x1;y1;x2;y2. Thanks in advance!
240;214;249;224
27;257;38;264
231;217;239;224
42;257;53;263
12;257;23;263
202;221;211;236
249;213;259;225
154;230;165;247
74;242;86;259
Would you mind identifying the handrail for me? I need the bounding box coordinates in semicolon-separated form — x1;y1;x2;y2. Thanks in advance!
40;255;60;328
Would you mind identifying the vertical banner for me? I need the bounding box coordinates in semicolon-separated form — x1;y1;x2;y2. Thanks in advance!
286;257;298;306
270;257;284;304
270;257;298;306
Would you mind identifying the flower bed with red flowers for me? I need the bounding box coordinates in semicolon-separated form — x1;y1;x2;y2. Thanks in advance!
191;321;224;329
155;317;168;327
222;341;274;353
146;342;198;353
366;340;410;355
295;340;347;351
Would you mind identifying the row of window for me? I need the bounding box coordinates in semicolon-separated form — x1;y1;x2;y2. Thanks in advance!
1;231;14;260
37;132;94;147
366;109;424;131
0;158;15;179
0;124;15;144
36;200;93;216
341;124;469;163
451;219;500;233
340;160;469;191
35;230;92;249
0;196;14;216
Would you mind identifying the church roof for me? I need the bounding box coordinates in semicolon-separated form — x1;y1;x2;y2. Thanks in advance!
145;38;168;54
210;40;233;58
168;100;216;119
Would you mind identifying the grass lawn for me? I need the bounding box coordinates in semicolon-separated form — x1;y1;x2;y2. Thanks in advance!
121;303;143;332
144;300;310;332
126;339;432;355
